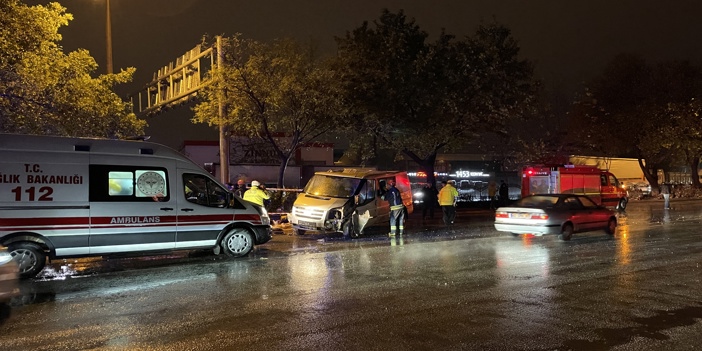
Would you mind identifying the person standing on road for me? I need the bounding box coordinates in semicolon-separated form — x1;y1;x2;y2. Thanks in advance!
233;179;246;198
243;180;270;207
439;180;459;226
488;180;497;210
421;183;438;220
660;182;671;209
499;180;509;207
381;179;405;236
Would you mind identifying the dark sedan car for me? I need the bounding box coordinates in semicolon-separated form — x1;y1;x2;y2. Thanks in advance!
494;194;617;241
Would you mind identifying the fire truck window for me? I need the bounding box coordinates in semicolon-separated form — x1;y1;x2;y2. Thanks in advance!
609;175;619;187
600;174;607;186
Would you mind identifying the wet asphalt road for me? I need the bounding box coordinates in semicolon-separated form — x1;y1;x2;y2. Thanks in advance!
1;199;701;350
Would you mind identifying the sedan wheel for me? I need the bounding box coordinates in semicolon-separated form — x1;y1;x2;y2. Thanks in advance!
559;224;574;241
605;218;617;235
221;228;254;257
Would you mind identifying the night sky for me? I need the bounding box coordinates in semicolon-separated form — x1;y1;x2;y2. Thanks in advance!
25;0;702;148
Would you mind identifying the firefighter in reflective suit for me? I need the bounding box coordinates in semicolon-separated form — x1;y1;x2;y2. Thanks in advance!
381;179;405;236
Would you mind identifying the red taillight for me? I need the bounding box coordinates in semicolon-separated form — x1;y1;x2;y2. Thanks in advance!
530;214;549;220
495;212;508;218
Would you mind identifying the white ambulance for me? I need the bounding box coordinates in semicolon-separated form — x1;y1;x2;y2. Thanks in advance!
0;134;272;278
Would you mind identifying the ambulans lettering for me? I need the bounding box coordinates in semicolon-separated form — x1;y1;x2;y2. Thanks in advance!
110;216;161;224
26;174;84;184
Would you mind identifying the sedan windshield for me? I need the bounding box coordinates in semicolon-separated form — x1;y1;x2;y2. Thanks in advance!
303;175;362;198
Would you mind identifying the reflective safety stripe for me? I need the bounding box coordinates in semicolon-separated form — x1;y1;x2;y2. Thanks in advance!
390;204;404;211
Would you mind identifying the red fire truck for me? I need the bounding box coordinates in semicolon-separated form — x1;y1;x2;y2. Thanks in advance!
521;164;628;210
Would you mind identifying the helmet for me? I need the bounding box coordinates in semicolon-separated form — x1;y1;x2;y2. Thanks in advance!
251;180;260;187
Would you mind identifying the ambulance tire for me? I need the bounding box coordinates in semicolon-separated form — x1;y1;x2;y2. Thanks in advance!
221;228;254;257
9;242;46;279
559;224;574;241
617;198;628;211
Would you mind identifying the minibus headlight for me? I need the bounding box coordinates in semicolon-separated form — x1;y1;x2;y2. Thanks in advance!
327;208;342;220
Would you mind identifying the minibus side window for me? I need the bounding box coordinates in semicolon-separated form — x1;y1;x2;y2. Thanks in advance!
357;180;375;205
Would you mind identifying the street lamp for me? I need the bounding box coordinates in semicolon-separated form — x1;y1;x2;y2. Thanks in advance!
105;0;113;74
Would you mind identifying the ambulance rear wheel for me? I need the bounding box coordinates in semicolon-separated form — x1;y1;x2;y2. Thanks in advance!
9;242;46;279
221;228;254;257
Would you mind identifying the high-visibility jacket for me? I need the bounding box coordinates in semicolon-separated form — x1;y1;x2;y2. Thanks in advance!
243;187;270;207
382;186;404;211
438;184;459;206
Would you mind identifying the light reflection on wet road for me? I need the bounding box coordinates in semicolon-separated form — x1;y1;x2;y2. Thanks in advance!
1;199;701;350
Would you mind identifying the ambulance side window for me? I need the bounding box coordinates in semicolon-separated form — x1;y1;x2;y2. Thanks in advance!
183;173;242;208
89;165;170;202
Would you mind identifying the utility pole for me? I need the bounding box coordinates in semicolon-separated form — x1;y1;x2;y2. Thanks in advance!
106;0;113;74
217;36;230;184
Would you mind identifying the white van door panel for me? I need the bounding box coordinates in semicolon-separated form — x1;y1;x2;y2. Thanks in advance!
176;169;231;249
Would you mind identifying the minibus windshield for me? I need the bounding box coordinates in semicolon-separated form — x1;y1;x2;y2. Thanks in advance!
304;175;361;198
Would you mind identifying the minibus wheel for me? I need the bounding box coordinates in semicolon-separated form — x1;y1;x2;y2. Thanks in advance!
221;228;254;257
9;242;46;279
342;220;359;239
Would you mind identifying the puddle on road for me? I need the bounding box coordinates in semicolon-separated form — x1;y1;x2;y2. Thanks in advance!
560;305;702;350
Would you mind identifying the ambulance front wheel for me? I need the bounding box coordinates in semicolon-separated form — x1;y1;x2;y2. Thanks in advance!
9;242;46;279
221;228;254;257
